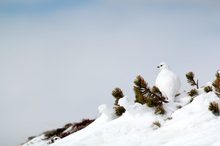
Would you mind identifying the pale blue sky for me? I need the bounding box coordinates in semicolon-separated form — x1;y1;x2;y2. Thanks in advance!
0;0;91;14
1;1;220;146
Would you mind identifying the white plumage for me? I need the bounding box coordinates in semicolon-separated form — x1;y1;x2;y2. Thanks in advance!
155;62;181;101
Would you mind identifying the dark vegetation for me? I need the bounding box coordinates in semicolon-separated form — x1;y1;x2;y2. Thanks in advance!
212;71;220;97
152;121;161;128
204;86;213;93
112;88;126;116
209;101;220;116
186;71;220;116
111;75;167;116
44;119;95;143
186;72;199;89
24;119;95;144
133;75;167;115
112;71;220;117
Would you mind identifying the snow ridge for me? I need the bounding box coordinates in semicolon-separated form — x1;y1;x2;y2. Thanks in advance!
24;91;220;146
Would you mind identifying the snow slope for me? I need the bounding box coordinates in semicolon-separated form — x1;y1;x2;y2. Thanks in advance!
23;91;220;146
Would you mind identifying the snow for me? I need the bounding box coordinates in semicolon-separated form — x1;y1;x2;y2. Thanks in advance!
22;135;48;146
156;62;181;101
22;91;220;146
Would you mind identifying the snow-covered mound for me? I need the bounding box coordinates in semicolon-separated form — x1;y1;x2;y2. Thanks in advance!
23;92;220;146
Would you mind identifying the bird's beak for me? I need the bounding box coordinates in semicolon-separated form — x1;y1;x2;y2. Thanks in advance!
157;66;160;68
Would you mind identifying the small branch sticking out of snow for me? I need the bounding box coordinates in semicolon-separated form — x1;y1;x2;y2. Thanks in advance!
212;71;220;97
204;86;213;93
209;101;220;116
152;121;161;130
112;88;126;117
188;89;198;97
112;88;124;106
186;72;199;89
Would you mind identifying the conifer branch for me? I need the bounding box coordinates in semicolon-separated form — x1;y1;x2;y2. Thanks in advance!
186;72;199;89
188;89;198;97
112;88;124;105
133;75;167;114
204;86;213;93
114;106;126;116
209;101;220;116
152;121;161;128
112;88;126;116
212;71;220;97
155;105;166;115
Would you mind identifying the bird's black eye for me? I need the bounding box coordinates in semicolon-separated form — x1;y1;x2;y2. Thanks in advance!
160;65;162;67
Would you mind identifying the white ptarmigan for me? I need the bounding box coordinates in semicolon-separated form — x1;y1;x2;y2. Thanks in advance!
155;62;181;101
